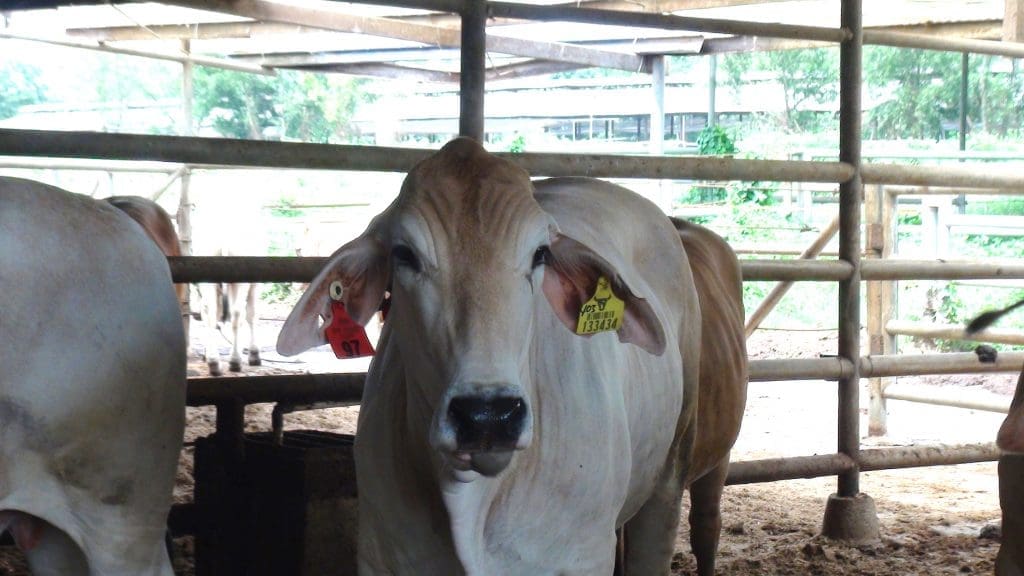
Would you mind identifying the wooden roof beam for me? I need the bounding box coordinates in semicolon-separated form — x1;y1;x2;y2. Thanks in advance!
162;0;647;71
66;21;313;42
292;58;587;83
291;62;460;83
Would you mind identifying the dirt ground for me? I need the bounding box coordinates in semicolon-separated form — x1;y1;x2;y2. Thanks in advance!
0;321;1012;575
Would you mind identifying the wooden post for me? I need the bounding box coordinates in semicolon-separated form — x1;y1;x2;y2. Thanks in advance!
178;40;194;345
1006;0;1024;41
865;185;895;436
650;55;665;155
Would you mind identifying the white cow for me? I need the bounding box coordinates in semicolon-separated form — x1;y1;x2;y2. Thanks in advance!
0;177;185;575
277;138;747;575
197;275;260;376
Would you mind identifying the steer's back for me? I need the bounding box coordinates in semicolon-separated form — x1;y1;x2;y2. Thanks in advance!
0;177;185;572
673;217;748;481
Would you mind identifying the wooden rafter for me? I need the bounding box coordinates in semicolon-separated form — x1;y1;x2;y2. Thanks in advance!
1006;0;1024;41
293;62;460;82
159;0;647;71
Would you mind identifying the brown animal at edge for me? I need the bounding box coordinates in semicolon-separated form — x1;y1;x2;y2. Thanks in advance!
105;196;189;335
967;302;1024;576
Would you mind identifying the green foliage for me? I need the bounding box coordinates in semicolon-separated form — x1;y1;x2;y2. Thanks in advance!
194;69;364;141
897;212;922;225
696;125;737;155
507;134;526;153
0;62;46;120
721;48;839;133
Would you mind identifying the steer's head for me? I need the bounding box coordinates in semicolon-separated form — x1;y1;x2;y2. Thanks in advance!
277;138;664;479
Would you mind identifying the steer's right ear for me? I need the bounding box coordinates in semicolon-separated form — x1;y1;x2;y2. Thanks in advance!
276;235;388;356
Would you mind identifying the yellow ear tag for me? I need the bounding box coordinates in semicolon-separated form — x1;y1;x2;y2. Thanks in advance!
575;276;626;335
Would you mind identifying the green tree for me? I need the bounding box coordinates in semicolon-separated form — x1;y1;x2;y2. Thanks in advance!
864;47;963;139
0;62;46;120
193;68;364;142
721;48;839;132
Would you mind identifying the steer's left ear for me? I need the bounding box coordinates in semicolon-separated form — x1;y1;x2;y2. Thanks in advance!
277;235;388;356
542;233;666;355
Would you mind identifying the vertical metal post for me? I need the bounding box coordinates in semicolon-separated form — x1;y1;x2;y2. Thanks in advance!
708;54;718;127
459;0;486;141
956;52;968;213
650;55;665;155
822;0;878;544
837;0;863;499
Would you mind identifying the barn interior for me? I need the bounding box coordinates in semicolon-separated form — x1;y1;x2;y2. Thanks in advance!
1;0;1023;574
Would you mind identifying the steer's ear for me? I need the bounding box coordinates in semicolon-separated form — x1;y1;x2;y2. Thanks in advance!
277;235;388;356
542;233;666;355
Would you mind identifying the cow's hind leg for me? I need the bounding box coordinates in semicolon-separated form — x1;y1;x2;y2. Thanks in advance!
245;283;261;366
226;283;245;372
688;456;730;576
23;520;89;576
623;469;685;575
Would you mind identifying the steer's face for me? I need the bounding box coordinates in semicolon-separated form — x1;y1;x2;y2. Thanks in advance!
278;138;665;480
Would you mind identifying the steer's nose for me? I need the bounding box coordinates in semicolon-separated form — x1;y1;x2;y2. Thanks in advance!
447;395;527;452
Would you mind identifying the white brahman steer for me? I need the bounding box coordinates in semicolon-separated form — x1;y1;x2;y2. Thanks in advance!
197;275;260;376
967;303;1024;576
0;177;185;576
276;138;747;575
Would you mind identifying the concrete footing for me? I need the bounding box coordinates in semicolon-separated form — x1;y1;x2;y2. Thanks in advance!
821;493;880;544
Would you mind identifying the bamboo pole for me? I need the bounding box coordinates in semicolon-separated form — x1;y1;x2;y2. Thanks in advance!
886;185;1024;196
864;29;1024;59
725;443;999;485
861;260;1024;280
745;215;841;337
862;162;1024;191
886;319;1024;346
740;260;853;282
882;385;1010;414
861;351;1024;377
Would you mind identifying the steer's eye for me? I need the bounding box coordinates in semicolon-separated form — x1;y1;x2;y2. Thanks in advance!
392;245;421;272
532;245;550;269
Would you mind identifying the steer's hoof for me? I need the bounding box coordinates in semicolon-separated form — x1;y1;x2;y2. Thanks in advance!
207;361;223;377
229;359;243;372
248;350;262;367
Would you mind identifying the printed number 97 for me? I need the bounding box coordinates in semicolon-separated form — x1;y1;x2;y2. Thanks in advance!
342;340;361;357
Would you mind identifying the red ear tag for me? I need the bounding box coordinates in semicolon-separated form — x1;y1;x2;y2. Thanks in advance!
325;300;375;359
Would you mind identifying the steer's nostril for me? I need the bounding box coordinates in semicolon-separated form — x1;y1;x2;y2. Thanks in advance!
448;395;528;451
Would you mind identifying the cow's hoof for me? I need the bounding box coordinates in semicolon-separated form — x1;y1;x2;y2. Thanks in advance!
208;362;223;377
248;350;262;367
229;359;243;372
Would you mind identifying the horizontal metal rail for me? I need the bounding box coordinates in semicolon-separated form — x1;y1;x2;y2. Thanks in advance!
861;260;1024;280
184;354;1022;404
883;384;1010;414
886;319;1024;346
0;129;855;183
862;162;1024;191
187;373;364;407
861;351;1024;377
168;257;1024;284
717;442;1000;485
